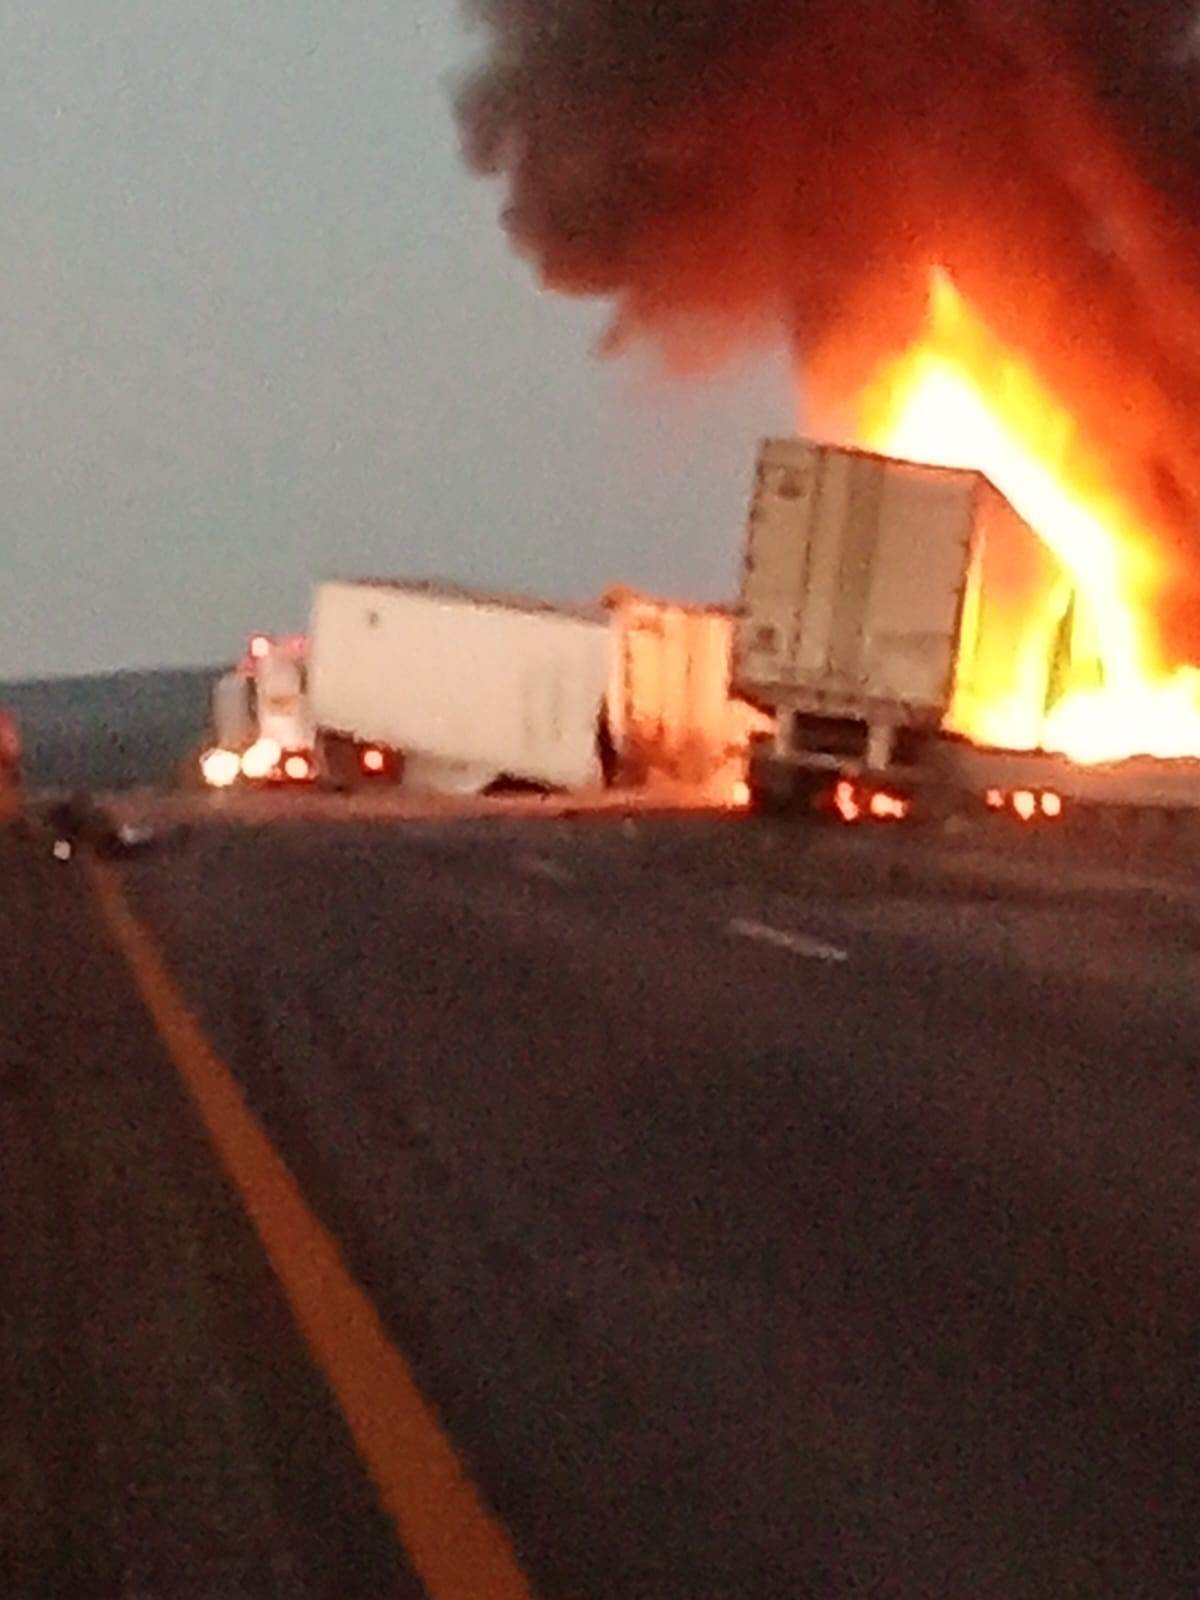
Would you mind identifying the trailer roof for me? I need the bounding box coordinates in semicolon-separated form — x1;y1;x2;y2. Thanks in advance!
759;434;998;494
600;583;736;619
324;576;609;625
325;577;738;625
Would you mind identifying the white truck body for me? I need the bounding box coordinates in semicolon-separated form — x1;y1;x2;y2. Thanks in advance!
733;436;1102;785
734;436;1077;729
308;579;611;791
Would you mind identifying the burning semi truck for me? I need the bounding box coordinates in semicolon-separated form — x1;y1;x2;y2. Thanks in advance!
735;424;1200;822
732;267;1200;824
734;434;1096;815
454;0;1200;830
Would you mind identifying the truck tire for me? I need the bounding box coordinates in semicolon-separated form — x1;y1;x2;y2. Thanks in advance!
748;781;787;817
317;731;360;792
748;756;827;819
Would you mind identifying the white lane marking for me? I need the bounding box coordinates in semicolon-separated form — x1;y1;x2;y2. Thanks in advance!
727;917;849;964
515;853;575;887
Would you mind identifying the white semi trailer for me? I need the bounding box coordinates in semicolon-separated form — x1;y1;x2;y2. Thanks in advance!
732;436;1107;817
308;580;613;793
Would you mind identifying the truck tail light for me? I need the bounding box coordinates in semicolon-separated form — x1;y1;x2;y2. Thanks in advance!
868;790;909;821
283;752;313;781
1001;788;1064;821
833;780;861;823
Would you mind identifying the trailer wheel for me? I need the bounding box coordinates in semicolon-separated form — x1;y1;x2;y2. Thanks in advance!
904;788;961;831
482;775;554;797
317;732;360;792
748;762;828;820
748;782;787;817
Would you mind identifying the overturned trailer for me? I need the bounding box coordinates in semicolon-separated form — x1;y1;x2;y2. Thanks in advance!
309;579;610;792
307;578;765;796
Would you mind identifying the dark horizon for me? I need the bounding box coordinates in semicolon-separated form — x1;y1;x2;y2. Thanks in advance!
0;664;214;792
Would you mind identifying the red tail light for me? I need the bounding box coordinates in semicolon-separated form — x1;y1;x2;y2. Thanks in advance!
283;753;313;781
833;779;861;823
868;790;909;821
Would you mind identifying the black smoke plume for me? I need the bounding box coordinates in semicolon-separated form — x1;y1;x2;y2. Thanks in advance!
456;0;1200;653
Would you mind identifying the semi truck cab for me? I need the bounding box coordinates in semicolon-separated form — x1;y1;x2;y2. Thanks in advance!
201;633;318;787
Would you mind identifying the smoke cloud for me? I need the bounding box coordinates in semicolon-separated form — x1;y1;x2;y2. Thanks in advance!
455;0;1200;652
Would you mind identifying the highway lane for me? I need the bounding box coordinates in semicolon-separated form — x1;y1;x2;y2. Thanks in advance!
0;833;419;1599
109;814;1200;1598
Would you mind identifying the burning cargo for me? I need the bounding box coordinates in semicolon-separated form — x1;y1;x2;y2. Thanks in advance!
837;272;1200;767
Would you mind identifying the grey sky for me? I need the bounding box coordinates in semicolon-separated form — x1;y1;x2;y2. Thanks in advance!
0;2;791;679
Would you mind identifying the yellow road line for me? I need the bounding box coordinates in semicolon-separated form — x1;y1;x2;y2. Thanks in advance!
88;860;536;1600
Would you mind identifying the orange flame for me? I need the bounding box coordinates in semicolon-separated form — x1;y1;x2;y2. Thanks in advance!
854;272;1200;764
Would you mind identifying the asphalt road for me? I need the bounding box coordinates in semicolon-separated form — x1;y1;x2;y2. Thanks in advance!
4;811;1200;1597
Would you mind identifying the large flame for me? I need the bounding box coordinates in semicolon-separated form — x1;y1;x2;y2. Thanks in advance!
854;272;1200;764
